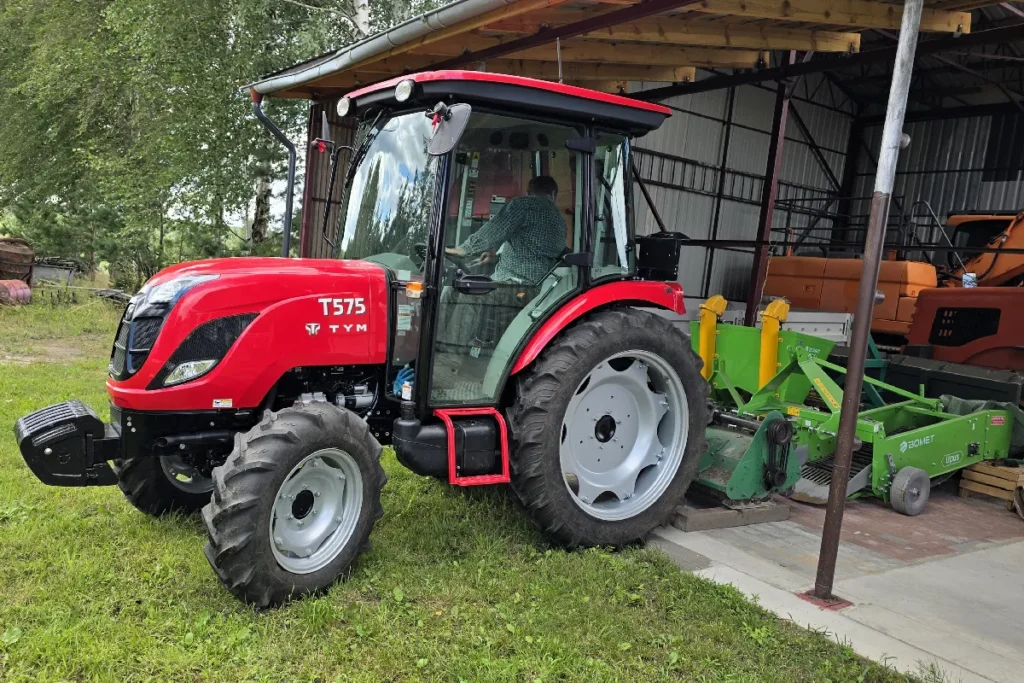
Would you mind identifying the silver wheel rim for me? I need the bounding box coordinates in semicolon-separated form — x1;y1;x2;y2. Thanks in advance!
159;454;214;494
559;349;689;522
269;448;363;575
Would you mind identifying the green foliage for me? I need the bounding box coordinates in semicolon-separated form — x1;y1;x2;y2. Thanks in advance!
0;0;442;281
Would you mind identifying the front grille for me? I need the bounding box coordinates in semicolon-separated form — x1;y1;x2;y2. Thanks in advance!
109;306;167;381
110;314;131;378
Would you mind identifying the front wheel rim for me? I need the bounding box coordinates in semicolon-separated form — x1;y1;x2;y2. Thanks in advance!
559;349;689;522
269;448;363;575
159;454;214;494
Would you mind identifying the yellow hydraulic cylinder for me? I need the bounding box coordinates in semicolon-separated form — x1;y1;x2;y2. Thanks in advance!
758;298;790;388
698;295;728;380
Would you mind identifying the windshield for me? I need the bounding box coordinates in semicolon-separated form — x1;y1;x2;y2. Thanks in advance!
336;111;438;271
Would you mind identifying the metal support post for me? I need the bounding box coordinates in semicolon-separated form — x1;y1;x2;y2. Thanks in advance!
701;87;736;298
744;52;795;326
812;0;924;601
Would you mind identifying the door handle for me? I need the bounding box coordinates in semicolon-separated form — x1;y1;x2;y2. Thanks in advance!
453;273;499;295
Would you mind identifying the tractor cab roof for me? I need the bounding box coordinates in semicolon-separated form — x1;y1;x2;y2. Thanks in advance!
343;70;670;136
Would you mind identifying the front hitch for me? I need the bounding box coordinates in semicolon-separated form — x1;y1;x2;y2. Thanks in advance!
14;400;120;486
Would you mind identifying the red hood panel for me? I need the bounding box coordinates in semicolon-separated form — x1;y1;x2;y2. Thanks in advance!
108;257;391;411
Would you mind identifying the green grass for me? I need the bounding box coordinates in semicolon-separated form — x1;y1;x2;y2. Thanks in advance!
0;301;914;682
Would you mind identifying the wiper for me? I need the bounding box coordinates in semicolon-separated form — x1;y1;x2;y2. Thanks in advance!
322;109;387;256
343;109;386;192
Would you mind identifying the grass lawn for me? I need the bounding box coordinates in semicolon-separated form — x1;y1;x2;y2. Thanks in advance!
0;298;916;682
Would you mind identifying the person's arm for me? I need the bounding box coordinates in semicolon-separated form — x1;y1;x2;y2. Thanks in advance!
452;199;522;255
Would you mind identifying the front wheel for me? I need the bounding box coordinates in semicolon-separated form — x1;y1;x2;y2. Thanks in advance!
112;454;213;516
510;308;709;547
202;404;386;608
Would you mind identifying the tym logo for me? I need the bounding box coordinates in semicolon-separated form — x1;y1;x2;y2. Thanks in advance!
899;435;935;453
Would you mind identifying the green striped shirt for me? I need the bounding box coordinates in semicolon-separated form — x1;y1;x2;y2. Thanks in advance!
458;195;566;284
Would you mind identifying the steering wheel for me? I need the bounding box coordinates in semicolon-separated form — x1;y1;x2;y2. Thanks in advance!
413;242;471;272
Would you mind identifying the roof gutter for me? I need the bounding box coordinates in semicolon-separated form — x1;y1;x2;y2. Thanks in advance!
248;0;517;97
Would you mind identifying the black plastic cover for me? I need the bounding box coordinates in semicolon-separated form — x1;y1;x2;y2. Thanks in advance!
637;232;688;281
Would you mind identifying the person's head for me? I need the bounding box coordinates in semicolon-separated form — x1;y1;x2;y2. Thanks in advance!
528;175;558;202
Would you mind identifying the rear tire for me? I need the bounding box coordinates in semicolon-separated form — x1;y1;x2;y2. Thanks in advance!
112;455;213;516
202;403;385;608
510;308;708;547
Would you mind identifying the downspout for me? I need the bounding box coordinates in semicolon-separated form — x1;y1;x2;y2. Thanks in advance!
251;90;297;258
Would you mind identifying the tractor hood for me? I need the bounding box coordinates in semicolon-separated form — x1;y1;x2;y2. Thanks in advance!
108;256;391;411
138;256;388;316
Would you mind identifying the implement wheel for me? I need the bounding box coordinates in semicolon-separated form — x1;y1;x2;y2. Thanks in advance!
112;455;213;516
510;308;708;547
890;466;930;516
202;404;385;608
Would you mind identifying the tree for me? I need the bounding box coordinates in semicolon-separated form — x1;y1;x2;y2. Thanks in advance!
0;0;443;281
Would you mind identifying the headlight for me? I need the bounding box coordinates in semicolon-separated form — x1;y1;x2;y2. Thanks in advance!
145;274;219;306
394;79;415;103
164;359;218;386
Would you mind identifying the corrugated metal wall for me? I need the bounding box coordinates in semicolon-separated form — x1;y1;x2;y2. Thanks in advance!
633;73;855;300
851;112;1024;241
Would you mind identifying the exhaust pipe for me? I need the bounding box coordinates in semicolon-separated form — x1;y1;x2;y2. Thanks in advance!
251;90;297;258
155;431;235;450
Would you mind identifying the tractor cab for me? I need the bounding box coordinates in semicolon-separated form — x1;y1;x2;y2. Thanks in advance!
322;72;672;414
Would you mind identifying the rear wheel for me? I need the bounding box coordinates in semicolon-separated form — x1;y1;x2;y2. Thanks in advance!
510;308;708;547
202;403;385;608
112;454;213;516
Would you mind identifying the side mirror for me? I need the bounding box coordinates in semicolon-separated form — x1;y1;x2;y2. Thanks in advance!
428;103;471;156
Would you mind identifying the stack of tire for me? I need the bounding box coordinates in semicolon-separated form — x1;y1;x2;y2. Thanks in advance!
0;237;35;305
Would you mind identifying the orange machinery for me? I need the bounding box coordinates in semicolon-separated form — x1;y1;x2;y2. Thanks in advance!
764;256;936;340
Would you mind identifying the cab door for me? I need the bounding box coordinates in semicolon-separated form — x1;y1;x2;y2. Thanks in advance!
427;112;587;406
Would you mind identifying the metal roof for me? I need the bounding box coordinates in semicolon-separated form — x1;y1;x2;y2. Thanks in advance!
248;0;1008;100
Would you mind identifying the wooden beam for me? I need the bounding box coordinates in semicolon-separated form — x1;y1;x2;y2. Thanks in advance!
412;35;766;68
484;59;696;82
501;40;768;68
691;0;971;33
487;10;861;52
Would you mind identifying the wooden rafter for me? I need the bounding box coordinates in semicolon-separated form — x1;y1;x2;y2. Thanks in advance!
690;0;971;33
338;0;589;74
483;59;696;82
411;35;768;69
503;40;768;69
485;9;861;52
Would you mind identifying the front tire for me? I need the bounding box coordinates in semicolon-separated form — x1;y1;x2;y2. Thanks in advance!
112;454;213;516
202;404;385;608
510;308;709;547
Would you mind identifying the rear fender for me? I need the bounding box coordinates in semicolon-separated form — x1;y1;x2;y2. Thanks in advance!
510;281;685;375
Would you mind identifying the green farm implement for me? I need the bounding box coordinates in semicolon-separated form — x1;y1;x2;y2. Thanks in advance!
688;296;1020;515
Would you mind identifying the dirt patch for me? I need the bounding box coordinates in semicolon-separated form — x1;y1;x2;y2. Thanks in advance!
0;333;110;364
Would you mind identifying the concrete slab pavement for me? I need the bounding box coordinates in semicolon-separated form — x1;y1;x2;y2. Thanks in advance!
651;489;1024;682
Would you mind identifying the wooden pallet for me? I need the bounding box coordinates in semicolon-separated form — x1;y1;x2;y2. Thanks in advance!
959;463;1024;519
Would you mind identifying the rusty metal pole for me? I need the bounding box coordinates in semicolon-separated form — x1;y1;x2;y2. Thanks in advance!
812;0;924;601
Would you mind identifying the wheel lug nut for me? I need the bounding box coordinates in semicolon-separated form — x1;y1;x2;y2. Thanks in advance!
286;514;294;520
275;537;283;545
581;496;590;504
335;516;343;523
297;521;304;527
314;491;320;497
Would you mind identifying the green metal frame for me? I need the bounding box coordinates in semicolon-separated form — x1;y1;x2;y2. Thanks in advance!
692;322;1015;502
697;411;801;501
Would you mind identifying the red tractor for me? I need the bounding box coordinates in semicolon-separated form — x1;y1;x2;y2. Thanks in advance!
15;72;707;607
